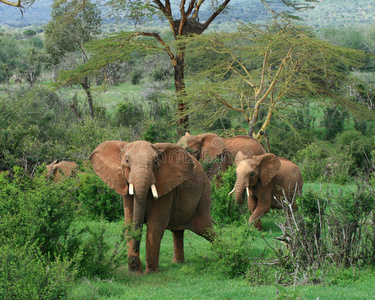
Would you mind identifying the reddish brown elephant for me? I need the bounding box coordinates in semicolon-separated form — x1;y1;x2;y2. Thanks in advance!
177;132;266;179
46;160;78;182
230;152;303;230
90;140;215;274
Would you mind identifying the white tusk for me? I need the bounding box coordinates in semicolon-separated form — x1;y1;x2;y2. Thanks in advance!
246;187;250;197
151;184;158;199
228;187;235;196
129;183;134;195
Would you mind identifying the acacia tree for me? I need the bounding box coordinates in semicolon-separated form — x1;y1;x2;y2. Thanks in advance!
56;0;317;133
44;0;101;119
184;22;371;139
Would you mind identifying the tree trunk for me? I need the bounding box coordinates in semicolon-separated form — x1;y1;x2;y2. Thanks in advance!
80;76;94;119
175;46;189;134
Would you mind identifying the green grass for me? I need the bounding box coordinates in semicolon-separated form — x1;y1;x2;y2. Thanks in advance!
304;182;357;195
68;209;375;300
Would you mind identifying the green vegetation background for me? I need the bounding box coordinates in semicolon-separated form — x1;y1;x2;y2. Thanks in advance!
1;2;375;299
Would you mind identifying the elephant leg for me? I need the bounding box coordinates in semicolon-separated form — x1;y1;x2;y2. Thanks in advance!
145;225;165;273
123;196;142;273
171;230;185;263
247;193;262;230
144;198;173;273
248;189;272;231
191;209;215;243
190;189;216;242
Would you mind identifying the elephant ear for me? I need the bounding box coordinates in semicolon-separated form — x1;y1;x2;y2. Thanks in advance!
199;133;225;160
46;160;58;176
256;153;281;187
234;151;247;167
154;143;195;197
90;140;129;195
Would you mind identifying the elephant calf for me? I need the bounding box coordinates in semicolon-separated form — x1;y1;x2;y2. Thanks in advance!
90;140;215;274
46;160;78;182
229;152;303;230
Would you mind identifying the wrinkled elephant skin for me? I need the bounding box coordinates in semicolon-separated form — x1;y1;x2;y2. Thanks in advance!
90;140;215;274
232;152;303;230
177;132;266;179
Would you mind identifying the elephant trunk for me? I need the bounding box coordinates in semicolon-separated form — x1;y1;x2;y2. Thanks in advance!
234;176;247;204
132;175;152;253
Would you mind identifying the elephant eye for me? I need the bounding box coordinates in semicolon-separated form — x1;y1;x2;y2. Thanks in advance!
123;156;130;167
249;171;255;177
154;157;161;166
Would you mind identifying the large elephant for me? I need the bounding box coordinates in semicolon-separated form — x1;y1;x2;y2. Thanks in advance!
90;140;215;274
177;132;266;179
230;152;303;230
46;160;78;182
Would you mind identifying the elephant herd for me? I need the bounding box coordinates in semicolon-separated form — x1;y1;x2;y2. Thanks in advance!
48;132;303;274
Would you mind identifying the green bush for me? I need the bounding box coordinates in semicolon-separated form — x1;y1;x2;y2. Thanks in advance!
114;100;144;127
75;220;127;278
0;167;79;259
212;224;258;278
334;130;373;176
131;69;142;85
273;182;375;284
141;120;177;143
211;166;244;225
0;167;128;280
328;182;375;266
0;242;77;300
75;168;123;222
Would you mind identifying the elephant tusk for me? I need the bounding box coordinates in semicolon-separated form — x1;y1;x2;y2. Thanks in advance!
151;184;158;199
129;183;134;195
246;187;250;197
228;187;235;196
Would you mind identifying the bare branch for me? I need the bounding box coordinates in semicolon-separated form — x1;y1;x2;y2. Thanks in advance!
202;0;231;30
0;0;23;7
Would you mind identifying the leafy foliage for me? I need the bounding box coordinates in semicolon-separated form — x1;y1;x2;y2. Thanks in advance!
0;242;77;300
185;22;370;137
211;166;244;225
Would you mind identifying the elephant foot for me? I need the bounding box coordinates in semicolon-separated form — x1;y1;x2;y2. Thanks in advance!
128;256;142;274
249;219;262;231
171;258;185;264
145;267;159;274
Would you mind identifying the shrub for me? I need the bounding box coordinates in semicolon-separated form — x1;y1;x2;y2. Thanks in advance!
141;120;177;143
153;66;172;81
334;130;374;176
211;165;244;225
75;220;127;279
274;182;375;285
0;242;77;300
75;168;123;222
294;141;333;182
0;167;79;259
0;167;128;280
131;69;142;84
327;182;375;266
212;224;258;278
114;100;144;127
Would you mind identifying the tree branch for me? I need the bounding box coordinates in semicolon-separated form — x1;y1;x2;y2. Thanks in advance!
202;0;231;30
134;32;177;65
0;0;23;7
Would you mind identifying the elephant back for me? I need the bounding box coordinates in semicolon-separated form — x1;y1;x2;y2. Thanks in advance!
275;158;303;199
224;135;266;159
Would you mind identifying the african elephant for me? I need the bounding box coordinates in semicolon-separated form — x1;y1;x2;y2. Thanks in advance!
46;160;78;182
90;140;215;274
229;152;303;230
177;132;266;179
